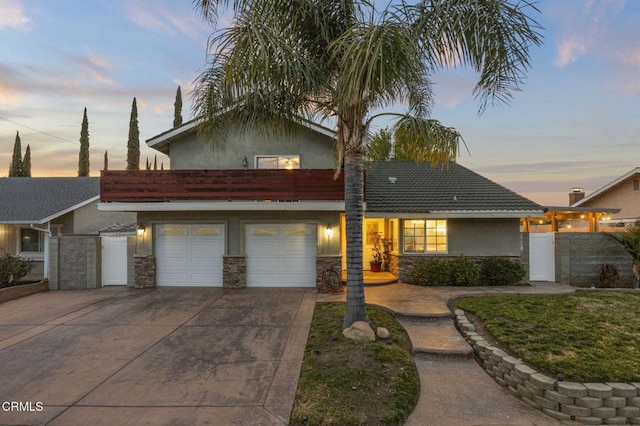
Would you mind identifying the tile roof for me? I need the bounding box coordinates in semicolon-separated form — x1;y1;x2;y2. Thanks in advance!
365;161;542;213
0;177;100;223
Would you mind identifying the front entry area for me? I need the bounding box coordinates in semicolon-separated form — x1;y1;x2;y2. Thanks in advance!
155;224;225;286
245;223;317;287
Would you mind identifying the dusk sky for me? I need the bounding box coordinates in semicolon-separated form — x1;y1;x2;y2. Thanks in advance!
1;0;639;207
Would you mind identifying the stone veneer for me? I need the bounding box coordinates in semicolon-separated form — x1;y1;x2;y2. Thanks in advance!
223;256;246;288
455;309;640;425
134;256;156;288
316;255;342;290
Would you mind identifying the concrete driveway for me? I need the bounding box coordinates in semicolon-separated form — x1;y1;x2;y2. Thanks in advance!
0;286;316;426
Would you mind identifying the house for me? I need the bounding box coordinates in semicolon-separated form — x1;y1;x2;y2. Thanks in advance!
571;168;640;225
0;177;135;286
99;115;544;288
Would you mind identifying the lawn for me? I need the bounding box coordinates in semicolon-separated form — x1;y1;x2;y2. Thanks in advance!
454;291;640;382
290;303;419;425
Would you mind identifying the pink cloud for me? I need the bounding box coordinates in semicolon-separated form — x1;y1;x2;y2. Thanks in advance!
0;0;31;30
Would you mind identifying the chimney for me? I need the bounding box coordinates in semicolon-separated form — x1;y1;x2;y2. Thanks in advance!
569;187;585;205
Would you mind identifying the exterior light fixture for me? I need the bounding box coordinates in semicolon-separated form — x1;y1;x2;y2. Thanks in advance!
325;223;333;238
137;223;146;237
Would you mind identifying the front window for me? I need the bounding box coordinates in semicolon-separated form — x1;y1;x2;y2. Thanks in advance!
20;228;44;253
403;219;447;253
255;155;300;170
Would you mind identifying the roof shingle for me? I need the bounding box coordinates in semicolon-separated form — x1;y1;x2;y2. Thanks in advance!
0;177;100;223
365;161;542;213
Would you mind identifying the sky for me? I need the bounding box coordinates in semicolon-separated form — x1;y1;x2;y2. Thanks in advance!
1;0;639;207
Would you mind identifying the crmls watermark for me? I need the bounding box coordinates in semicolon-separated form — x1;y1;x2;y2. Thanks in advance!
1;401;44;412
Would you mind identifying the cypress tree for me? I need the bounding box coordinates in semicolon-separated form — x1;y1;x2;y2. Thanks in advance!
21;145;31;177
104;150;108;170
173;86;183;128
126;97;140;170
153;154;157;170
145;157;151;170
8;131;22;177
78;107;90;176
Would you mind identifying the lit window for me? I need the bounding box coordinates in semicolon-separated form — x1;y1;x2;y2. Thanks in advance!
403;219;447;253
255;155;300;170
20;229;44;253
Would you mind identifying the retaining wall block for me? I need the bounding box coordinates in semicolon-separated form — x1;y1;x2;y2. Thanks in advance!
534;395;559;411
604;397;627;408
454;309;465;316
517;384;534;400
504;374;518;388
513;363;536;380
502;355;522;370
629;397;640;408
575;396;604;409
488;348;508;362
603;417;628;425
525;381;546;397
529;373;556;391
522;396;540;410
545;390;575;406
475;340;491;352
618;406;640;418
543;408;572;421
558;382;588;398
630;417;640;425
591;407;617;419
607;382;639;398
586;383;614;399
494;376;506;388
561;404;591;417
574;416;604;425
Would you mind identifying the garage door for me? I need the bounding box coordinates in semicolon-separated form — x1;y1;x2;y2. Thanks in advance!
155;224;225;286
246;223;317;287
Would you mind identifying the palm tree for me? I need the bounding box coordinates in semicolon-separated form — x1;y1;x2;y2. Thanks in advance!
192;0;542;328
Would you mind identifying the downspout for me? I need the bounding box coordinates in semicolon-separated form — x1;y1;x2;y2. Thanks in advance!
30;222;51;280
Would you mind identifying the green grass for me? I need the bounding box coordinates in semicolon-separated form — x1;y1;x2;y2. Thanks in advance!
291;303;419;425
454;291;640;382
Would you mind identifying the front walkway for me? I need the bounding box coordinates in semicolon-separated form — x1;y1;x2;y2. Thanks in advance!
318;282;575;425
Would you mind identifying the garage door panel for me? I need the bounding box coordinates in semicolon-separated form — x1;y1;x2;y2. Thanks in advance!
155;224;224;287
246;223;317;287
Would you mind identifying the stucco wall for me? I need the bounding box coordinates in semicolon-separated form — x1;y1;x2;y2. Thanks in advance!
447;218;521;256
72;200;136;234
169;122;336;170
579;174;640;219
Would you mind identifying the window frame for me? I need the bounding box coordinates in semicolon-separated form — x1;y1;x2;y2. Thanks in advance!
254;155;300;170
18;227;45;258
402;219;448;254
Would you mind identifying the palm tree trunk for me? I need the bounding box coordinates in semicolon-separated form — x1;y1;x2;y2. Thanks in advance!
343;151;369;328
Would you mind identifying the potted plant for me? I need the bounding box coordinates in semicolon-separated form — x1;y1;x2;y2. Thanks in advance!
370;246;383;272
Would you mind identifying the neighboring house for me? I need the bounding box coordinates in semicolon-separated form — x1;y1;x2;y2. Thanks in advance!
571;168;640;224
100;116;544;288
0;177;135;284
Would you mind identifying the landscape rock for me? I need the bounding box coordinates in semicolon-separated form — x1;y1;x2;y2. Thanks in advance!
376;327;391;339
343;321;376;342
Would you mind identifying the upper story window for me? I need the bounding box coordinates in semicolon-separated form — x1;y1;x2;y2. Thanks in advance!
403;219;447;254
255;155;300;170
20;228;44;254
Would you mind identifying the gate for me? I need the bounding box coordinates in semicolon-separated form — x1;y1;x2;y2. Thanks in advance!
529;233;555;281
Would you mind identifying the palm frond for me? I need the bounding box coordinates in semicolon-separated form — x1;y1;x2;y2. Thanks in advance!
391;116;463;165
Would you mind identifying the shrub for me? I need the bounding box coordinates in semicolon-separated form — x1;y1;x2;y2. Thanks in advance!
449;256;480;286
597;263;620;288
411;258;451;286
479;257;526;286
0;250;35;285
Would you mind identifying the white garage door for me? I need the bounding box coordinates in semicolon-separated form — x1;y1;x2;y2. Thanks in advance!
246;223;317;287
155;224;225;287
